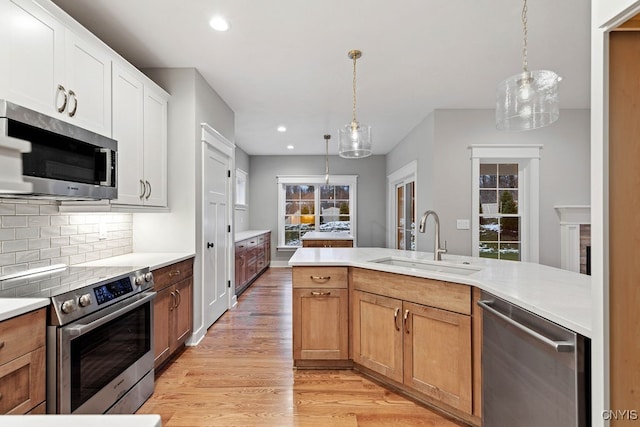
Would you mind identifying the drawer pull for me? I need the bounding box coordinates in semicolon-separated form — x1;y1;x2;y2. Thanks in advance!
394;308;400;331
0;341;4;350
168;270;181;277
0;392;2;400
310;275;331;281
310;291;331;296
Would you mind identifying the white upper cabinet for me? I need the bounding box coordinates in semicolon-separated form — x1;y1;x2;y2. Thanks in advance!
142;84;168;207
111;61;168;208
112;62;145;206
0;0;112;136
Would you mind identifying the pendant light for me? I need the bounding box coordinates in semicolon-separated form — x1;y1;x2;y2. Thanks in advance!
324;134;331;184
339;50;372;158
496;0;561;131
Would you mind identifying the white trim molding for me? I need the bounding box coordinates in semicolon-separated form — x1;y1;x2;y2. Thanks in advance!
470;144;543;263
555;205;591;273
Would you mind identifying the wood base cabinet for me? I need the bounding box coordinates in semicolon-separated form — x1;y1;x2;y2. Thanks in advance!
292;267;349;366
235;231;271;295
0;308;46;414
153;258;194;368
351;268;473;416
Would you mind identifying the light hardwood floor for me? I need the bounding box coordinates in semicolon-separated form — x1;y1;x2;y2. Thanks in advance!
138;267;466;426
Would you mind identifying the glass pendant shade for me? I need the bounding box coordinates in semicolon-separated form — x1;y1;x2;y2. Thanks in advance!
496;70;560;131
338;122;372;158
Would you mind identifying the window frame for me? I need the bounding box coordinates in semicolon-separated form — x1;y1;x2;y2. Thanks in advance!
470;144;542;263
276;175;358;250
387;161;417;250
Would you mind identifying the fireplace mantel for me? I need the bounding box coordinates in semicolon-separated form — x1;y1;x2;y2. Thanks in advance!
554;205;591;273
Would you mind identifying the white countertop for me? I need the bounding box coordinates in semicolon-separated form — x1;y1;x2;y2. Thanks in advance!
0;298;50;322
235;229;271;241
300;231;354;240
79;252;195;270
288;247;592;338
0;415;161;426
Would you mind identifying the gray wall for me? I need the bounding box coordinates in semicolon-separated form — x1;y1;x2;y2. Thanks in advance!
386;108;591;268
234;146;250;232
249;155;387;264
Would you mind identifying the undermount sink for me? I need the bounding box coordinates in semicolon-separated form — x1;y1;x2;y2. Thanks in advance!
370;257;482;276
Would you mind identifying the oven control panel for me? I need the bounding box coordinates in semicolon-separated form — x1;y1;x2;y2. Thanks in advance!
94;278;134;305
50;267;153;326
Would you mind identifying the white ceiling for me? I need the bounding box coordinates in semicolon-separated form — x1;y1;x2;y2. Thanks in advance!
51;0;591;156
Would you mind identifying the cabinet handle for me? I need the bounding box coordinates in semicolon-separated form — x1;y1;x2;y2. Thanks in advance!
56;84;68;113
394;308;400;331
310;275;331;281
145;181;152;199
139;180;146;199
68;90;78;117
169;270;181;277
0;392;2;400
310;291;331;296
175;289;181;307
0;341;4;350
170;291;176;311
403;309;410;334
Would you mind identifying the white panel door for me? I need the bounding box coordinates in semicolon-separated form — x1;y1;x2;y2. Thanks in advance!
203;143;229;328
112;63;144;205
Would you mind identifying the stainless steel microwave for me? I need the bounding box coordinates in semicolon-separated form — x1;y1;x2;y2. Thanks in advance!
0;100;117;200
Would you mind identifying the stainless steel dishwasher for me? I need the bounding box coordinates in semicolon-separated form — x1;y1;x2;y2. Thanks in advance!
478;291;590;427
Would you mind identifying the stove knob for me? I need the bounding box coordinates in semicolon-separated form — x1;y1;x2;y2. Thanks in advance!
78;294;92;307
135;275;144;286
61;299;76;314
145;272;153;282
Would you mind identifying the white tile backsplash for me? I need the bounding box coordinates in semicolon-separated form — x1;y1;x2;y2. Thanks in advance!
0;201;133;275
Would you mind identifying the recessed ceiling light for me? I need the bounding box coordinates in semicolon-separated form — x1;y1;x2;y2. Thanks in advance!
277;126;287;132
287;145;294;150
209;15;230;32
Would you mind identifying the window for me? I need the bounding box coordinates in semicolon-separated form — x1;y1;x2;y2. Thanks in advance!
387;161;417;251
470;145;542;263
235;168;247;207
479;163;521;260
277;175;357;248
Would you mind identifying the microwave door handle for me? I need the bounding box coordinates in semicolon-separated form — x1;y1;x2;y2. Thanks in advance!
65;292;156;337
98;148;114;186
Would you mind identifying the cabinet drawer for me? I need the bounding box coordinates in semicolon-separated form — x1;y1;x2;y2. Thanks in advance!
235;240;248;252
0;309;45;366
0;346;46;414
153;258;194;291
292;267;348;289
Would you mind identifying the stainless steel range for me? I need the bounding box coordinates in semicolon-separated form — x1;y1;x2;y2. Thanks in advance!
0;264;156;414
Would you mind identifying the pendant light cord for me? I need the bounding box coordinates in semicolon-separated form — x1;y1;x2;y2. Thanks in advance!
522;0;528;73
324;134;331;183
352;54;358;125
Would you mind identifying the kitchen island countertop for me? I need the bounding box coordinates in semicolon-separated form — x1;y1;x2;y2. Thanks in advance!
289;247;592;337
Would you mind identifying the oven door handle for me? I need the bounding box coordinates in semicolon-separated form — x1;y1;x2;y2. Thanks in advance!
65;292;156;337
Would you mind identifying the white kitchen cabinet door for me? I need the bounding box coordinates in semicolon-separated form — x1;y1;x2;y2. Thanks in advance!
64;31;112;136
112;63;144;206
142;85;168;207
0;0;112;137
0;0;65;116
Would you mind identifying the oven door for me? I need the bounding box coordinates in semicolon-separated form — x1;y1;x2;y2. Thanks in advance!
49;291;156;414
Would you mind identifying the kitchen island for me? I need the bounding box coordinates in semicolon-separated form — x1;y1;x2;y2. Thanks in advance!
288;247;592;426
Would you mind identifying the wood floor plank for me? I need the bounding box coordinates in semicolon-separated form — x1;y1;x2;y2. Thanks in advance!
137;268;465;426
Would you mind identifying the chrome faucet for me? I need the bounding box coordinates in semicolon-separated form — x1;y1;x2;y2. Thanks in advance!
418;210;447;261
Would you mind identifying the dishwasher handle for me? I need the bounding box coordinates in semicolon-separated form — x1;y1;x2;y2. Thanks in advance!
477;300;574;353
